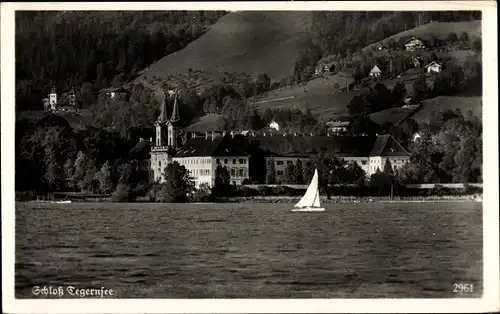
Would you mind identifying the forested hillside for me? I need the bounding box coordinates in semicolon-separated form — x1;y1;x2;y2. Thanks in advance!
292;11;481;81
15;10;227;111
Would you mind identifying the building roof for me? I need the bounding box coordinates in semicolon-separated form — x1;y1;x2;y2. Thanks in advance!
249;135;378;158
174;136;250;158
327;120;351;127
424;61;442;68
404;37;423;44
370;65;382;73
158;91;169;122
100;87;129;94
170;93;180;122
368;105;421;126
129;139;151;160
369;135;411;157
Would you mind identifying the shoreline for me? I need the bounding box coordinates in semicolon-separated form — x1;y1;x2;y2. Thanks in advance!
22;194;483;204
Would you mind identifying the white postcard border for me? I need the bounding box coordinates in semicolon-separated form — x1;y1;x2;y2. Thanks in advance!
2;1;498;313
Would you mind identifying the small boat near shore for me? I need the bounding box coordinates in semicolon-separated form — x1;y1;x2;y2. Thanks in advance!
30;200;72;204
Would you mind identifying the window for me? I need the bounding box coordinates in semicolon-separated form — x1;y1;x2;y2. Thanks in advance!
277;170;283;176
232;181;236;185
224;159;228;164
239;159;244;164
231;169;236;176
361;160;367;165
216;159;220;164
239;169;244;177
232;159;236;164
277;161;284;165
287;161;293;165
159;161;161;167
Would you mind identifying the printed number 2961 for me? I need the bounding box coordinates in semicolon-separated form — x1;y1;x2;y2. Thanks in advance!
453;283;474;293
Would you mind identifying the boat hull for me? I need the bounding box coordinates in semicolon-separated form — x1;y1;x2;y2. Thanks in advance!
291;207;325;212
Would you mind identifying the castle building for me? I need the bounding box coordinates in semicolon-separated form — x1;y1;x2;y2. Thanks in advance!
140;89;413;186
173;135;250;188
43;87;78;112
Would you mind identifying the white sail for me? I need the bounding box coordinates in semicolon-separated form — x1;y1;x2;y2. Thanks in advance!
295;169;321;208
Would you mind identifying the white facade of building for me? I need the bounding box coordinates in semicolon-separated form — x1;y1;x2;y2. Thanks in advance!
172;155;250;188
425;61;442;73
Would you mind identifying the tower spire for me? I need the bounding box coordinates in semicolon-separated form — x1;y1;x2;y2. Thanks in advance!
158;90;169;122
170;91;180;122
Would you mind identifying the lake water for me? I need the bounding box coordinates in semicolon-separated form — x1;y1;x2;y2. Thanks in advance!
15;201;482;298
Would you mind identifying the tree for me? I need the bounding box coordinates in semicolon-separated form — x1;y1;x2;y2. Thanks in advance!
212;164;231;197
347;95;368;116
94;161;114;194
112;183;133;202
265;159;276;184
383;158;395;176
413;73;428;100
71;151;96;192
155;161;195;202
472;38;482;52
284;163;297;184
192;182;213;202
345;161;366;184
350;115;381;136
294;159;305;184
459;31;469;43
63;158;75;191
255;73;271;95
447;32;458;43
311;153;347;199
391;81;406;106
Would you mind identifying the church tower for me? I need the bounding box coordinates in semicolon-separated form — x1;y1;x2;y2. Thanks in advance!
150;89;187;183
167;92;181;149
49;86;57;110
155;90;169;147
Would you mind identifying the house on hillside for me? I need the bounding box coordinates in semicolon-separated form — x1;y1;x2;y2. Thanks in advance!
314;62;335;76
369;65;383;78
403;96;413;105
268;120;280;131
425;61;443;74
326;120;351;135
404;37;425;51
42;87;78;112
376;44;388;51
411;56;422;68
412;132;422;142
100;87;130;100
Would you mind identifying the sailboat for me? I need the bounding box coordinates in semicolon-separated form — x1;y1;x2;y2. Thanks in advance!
291;169;325;212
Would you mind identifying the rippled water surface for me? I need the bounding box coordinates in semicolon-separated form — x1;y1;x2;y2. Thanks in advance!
16;202;482;298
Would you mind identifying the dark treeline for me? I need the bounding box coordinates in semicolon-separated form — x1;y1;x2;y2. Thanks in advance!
15;11;227;111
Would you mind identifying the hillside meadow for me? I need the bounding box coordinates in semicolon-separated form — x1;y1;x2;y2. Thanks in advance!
136;11;312;93
250;77;360;118
363;20;481;51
